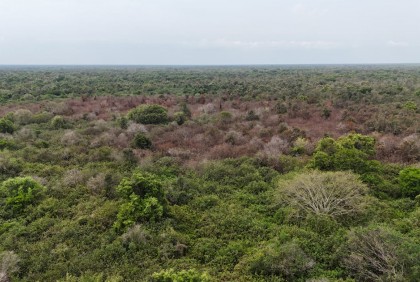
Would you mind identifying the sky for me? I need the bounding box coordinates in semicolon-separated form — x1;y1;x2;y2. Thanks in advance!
0;0;419;65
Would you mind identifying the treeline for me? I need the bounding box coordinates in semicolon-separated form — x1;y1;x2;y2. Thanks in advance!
0;66;419;105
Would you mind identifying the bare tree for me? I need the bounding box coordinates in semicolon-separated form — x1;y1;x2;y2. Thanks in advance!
277;170;368;219
343;227;405;282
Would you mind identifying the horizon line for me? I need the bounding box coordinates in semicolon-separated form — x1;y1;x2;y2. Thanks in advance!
1;63;420;67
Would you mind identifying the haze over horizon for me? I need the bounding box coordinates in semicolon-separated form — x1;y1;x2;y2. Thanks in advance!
1;0;419;65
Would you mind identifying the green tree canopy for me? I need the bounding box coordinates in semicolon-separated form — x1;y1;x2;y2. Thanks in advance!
399;167;420;198
132;133;152;149
127;104;168;124
0;176;45;217
114;171;166;232
311;133;376;173
0;118;15;134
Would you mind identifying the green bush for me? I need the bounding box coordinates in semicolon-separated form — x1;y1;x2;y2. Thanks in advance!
180;102;192;118
0;118;15;134
213;241;248;271
249;242;315;280
321;108;331;119
338;133;375;156
354;162;401;199
118;116;128;129
218;111;233;125
0;138;17;150
399;167;420;198
151;269;211;282
311;133;376;174
114;171;166;232
132;133;152;149
275;102;288;114
127;104;168;124
31;112;53;124
0;176;45;217
50;115;67;129
58;273;123;282
203;158;269;189
122;148;137;167
403;101;417;111
0;156;23;181
174;112;187;125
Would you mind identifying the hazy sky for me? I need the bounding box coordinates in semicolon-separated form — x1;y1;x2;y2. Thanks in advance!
0;0;419;65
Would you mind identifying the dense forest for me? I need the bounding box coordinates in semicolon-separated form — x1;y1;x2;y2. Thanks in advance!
0;65;419;281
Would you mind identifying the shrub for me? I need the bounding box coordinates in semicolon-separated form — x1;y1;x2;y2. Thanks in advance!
132;133;152;149
218;111;233;125
127;104;168;124
399;167;420;198
62;169;84;188
311;133;376;173
122;148;137;167
275;102;288;114
199;103;216;114
245;110;259;121
13;109;33;125
114;171;166;231
0;176;45;217
0;138;17;151
61;130;80;146
0;155;22;180
174;111;187;125
180;102;192;118
224;130;246;145
118;116;128;129
263;136;290;156
399;134;420;163
212;241;248;271
0;118;15;134
276;171;368;220
121;224;150;246
203;158;265;188
50;115;67;129
338;133;375;156
151;269;211;282
403;101;417;111
86;173;107;195
291;137;309;156
321;108;331;119
244;180;270;194
58;273;123;282
277;154;307;173
190;238;220;264
31;112;53;124
249;242;315;280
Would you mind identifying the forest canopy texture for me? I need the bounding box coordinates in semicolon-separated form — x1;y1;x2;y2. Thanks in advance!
0;65;419;281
